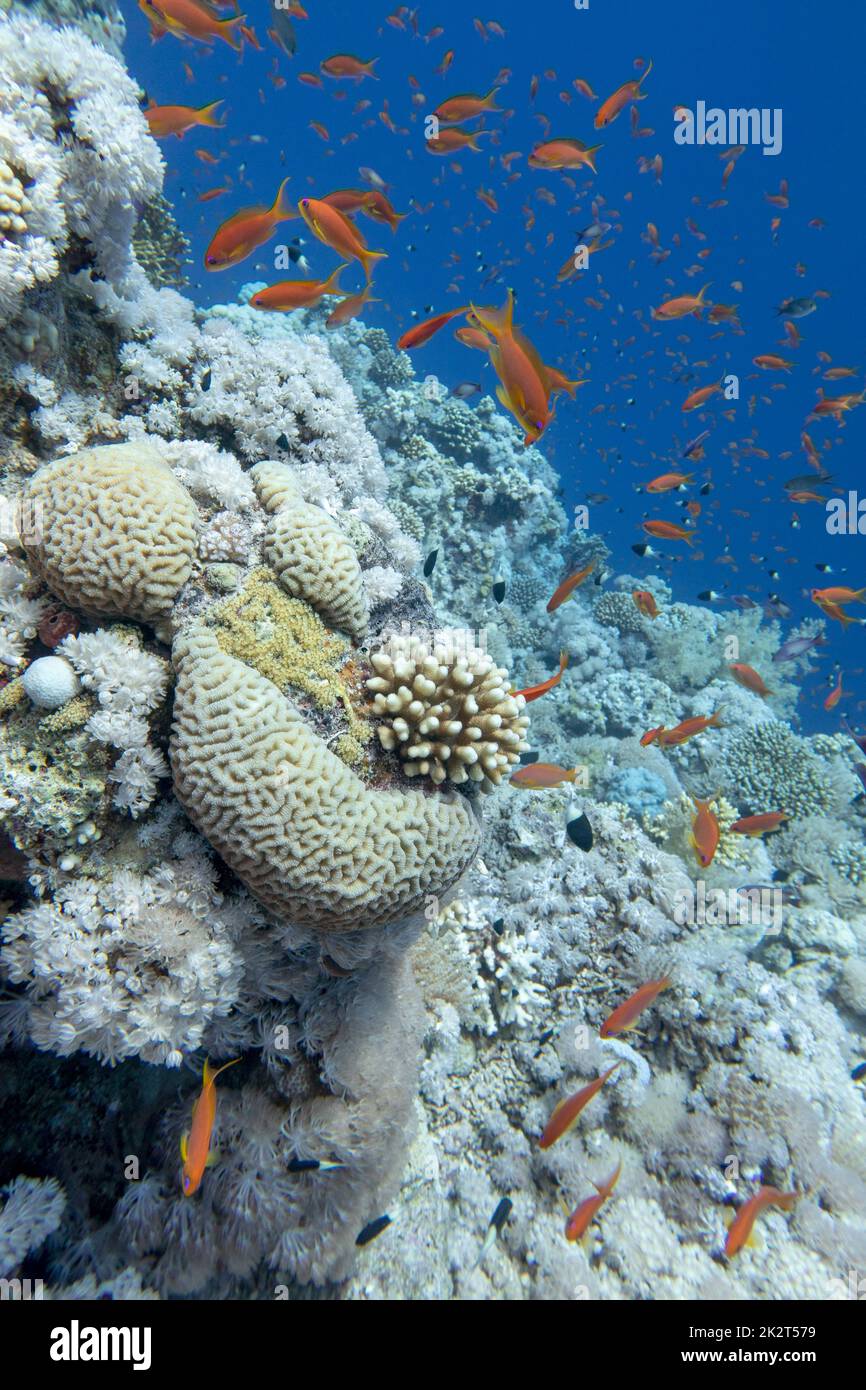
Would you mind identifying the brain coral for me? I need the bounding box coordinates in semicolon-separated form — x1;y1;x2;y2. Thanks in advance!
22;443;198;624
366;632;530;789
169;626;481;931
251;461;368;641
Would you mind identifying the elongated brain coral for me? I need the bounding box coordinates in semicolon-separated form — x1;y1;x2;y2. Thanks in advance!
170;626;481;930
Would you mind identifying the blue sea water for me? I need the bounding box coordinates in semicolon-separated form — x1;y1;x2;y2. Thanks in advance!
121;0;866;734
3;0;866;1313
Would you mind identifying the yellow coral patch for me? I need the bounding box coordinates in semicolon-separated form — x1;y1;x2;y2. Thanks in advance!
206;568;371;766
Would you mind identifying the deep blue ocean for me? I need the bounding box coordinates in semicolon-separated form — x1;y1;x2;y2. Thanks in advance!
120;0;865;732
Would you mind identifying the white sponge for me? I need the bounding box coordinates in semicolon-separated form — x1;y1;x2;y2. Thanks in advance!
21;655;80;710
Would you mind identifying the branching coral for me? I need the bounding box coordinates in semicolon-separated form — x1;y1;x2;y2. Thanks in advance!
367;631;530;789
0;14;163;323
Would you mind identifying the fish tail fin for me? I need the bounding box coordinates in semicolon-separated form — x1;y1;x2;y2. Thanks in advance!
204;1056;242;1087
595;1160;623;1198
854;588;866;602
483;85;502;110
272;177;296;222
358;247;387;283
697;281;712;304
198;100;226;128
684;530;697;546
321;262;348;295
777;1191;798;1212
584;143;602;173
364;58;380;78
708;709;725;728
219;11;246;49
638;57;653;87
471;302;502;340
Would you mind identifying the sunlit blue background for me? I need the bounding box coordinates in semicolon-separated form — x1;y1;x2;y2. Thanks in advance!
119;0;865;732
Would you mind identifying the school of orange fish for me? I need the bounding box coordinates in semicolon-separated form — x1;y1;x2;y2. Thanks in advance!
136;0;866;1261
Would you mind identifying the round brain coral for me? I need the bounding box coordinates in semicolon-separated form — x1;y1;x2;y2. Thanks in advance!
22;443;198;624
170;626;481;931
366;632;530;790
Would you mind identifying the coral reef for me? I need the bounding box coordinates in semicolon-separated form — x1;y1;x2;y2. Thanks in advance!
0;16;863;1303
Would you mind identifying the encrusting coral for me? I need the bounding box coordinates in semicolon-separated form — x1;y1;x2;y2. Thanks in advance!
367;631;530;789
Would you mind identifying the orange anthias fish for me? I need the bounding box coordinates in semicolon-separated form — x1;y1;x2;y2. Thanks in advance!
813;598;862;629
426;127;488;154
509;762;580;790
326;285;380;328
642;520;696;545
320;54;379;80
753;354;794;372
321;188;379;216
811;586;866;606
249;264;347;312
181;1056;241;1196
205;178;294;270
546;561;596;612
145;99;224;138
471;289;553;444
646;471;694;493
545;366;588;398
527;138;603;173
724;1186;797;1258
539;1063;622;1149
651;283;711;320
512;650;568;702
455;324;493;351
824;671;846;711
652;711;724;747
594;58;653;129
633;590;659;619
729;662;773;697
682;381;722;412
729;812;789;836
690;796;720;868
434;87;501;121
139;0;246;49
565;1161;622;1243
599;976;671;1038
397;306;469;350
298;197;387;283
359;189;408;232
